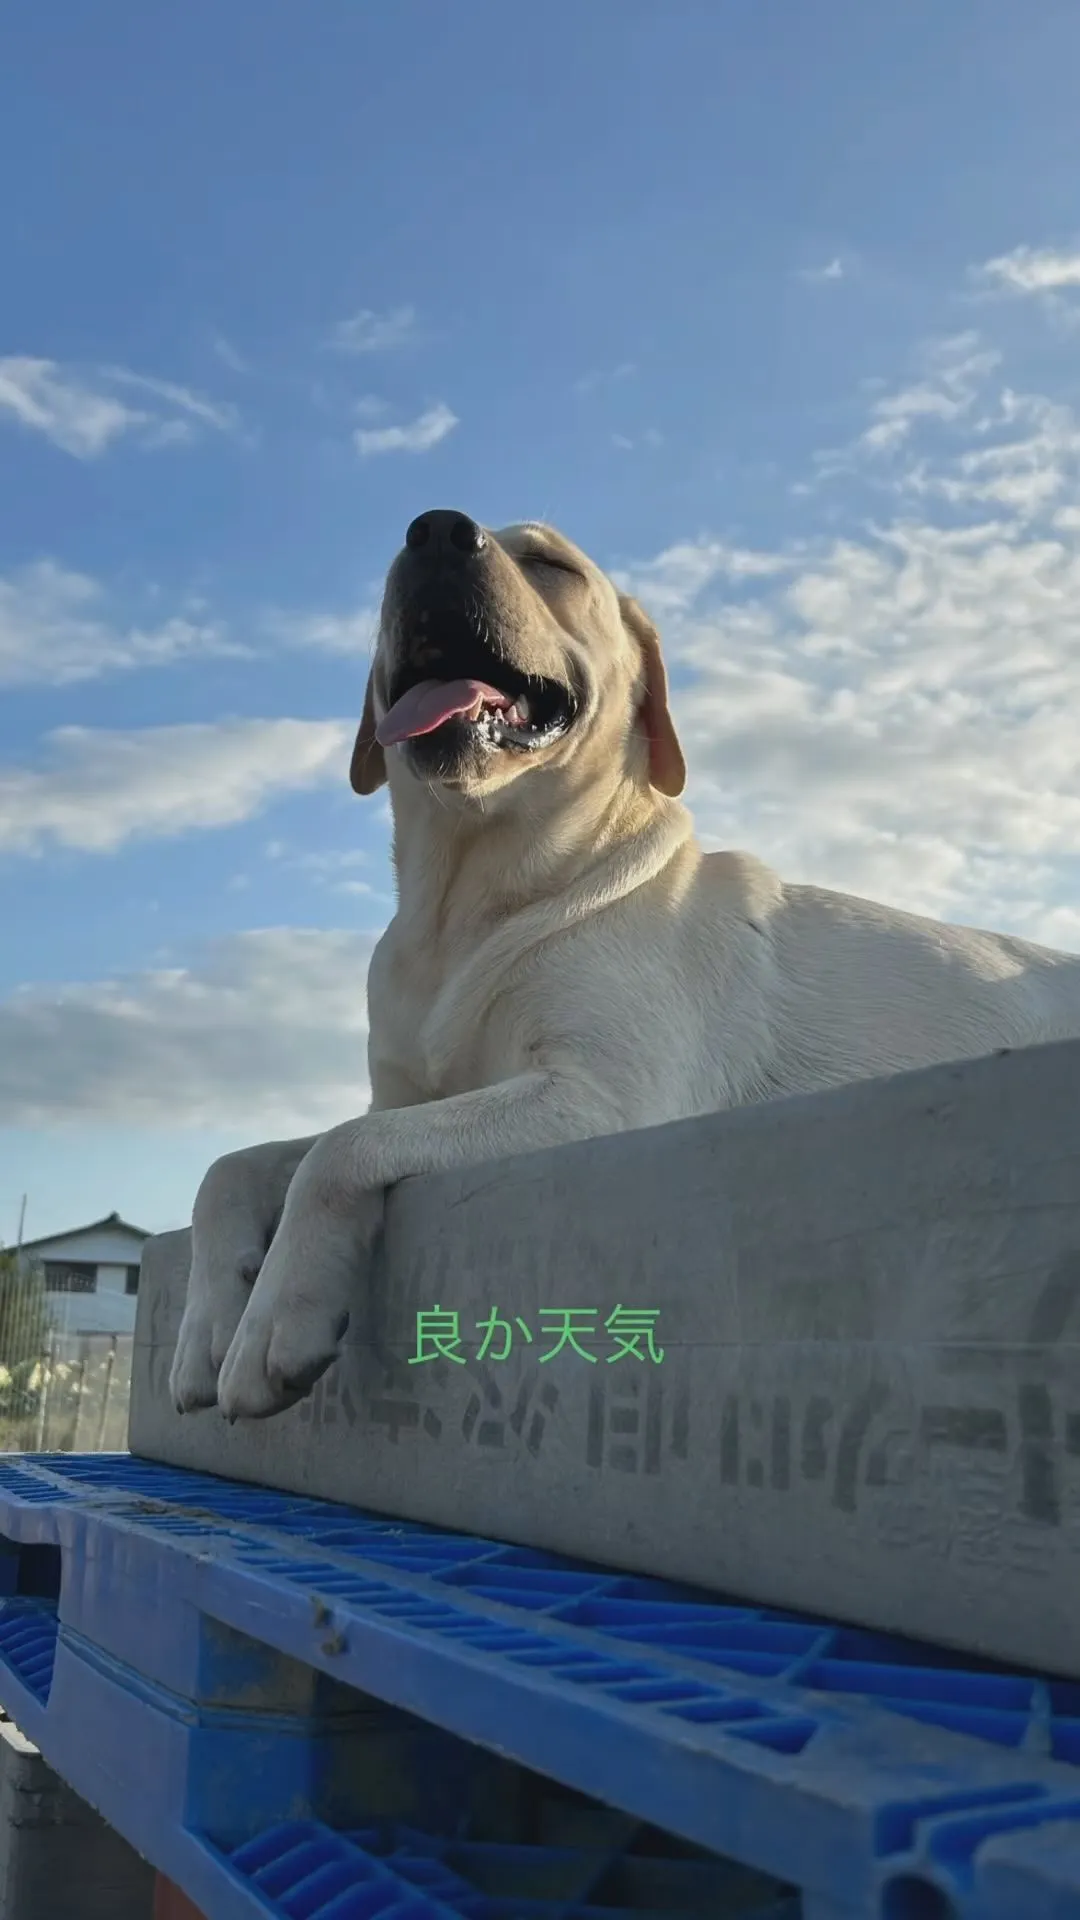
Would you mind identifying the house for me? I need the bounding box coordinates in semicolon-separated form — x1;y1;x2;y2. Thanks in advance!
14;1212;151;1340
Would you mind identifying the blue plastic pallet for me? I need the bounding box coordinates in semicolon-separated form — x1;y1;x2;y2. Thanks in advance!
213;1819;798;1918
0;1456;1077;1919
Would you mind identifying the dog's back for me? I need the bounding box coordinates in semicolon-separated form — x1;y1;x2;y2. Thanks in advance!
744;869;1080;1096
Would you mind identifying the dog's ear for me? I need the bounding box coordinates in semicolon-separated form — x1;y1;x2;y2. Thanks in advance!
619;594;686;797
349;670;387;795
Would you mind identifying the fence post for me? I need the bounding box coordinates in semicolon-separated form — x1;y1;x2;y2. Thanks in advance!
94;1337;118;1452
32;1333;54;1453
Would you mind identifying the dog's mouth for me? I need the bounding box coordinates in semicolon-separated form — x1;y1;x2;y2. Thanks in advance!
376;628;575;756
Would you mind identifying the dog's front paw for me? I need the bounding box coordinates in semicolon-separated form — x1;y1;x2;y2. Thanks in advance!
215;1219;359;1421
169;1308;222;1415
169;1259;259;1414
215;1300;349;1420
170;1146;295;1415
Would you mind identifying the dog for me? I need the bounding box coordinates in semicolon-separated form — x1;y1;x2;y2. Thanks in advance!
170;508;1080;1420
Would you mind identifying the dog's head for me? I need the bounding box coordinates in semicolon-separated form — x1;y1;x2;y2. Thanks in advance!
350;510;685;805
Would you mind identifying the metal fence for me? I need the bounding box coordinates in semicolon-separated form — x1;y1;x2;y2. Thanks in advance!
0;1331;133;1454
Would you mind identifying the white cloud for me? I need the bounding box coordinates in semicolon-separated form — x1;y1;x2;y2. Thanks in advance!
355;402;458;457
209;332;252;375
614;539;792;614
329;305;418;354
811;333;1079;522
838;332;1080;521
798;257;846;284
854;335;1000;455
0;928;376;1129
267;843;368;876
0;360;139;458
269;603;379;656
575;362;637;395
0;357;240;458
102;367;241;440
0;560;388;687
0;560;241;688
630;331;1080;944
264;840;389;903
979;244;1080;294
611;427;664;453
0;719;352;856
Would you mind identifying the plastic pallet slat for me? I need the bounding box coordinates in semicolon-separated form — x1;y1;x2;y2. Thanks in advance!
0;1624;793;1919
222;1818;802;1917
0;1454;1075;1918
0;1601;58;1703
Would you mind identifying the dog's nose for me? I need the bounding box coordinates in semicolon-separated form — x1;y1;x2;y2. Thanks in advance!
404;510;486;559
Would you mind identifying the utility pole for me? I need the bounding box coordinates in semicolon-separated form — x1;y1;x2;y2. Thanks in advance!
15;1195;26;1254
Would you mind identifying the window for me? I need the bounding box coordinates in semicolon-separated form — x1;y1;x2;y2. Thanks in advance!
42;1261;97;1294
125;1264;140;1295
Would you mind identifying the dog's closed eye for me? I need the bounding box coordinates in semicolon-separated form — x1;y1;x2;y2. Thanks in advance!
518;547;581;579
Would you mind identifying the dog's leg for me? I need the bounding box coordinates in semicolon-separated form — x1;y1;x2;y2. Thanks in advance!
169;1136;319;1412
216;1069;624;1419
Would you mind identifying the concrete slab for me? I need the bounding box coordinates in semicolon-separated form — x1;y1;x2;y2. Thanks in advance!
129;1041;1080;1677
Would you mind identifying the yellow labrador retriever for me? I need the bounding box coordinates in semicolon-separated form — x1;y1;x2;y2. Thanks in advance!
171;508;1080;1420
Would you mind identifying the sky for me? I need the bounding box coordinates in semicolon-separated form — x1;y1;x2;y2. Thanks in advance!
4;0;1080;1240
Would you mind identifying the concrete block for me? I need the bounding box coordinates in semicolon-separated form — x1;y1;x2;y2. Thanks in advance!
0;1717;153;1920
129;1041;1080;1678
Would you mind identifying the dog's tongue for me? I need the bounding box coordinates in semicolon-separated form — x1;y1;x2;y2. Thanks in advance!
376;678;510;746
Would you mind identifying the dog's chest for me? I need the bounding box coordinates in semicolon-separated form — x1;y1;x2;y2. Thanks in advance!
372;929;508;1100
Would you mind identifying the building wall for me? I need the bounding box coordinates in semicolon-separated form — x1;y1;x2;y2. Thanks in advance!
45;1290;139;1339
21;1227;145;1268
96;1262;135;1297
16;1227;147;1341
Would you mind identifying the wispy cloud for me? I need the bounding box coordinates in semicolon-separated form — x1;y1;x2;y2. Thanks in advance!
0;928;376;1129
611;427;663;453
797;256;847;284
209;331;252;375
354;401;458;457
268;603;379;656
626;318;1080;945
979;244;1080;295
0;357;241;458
855;334;1000;454
264;841;387;903
614;539;792;614
0;719;352;856
801;333;1002;487
0;359;139;458
1;558;389;687
267;842;369;877
103;367;240;440
329;305;418;354
575;362;637;396
0;561;240;688
818;329;1080;520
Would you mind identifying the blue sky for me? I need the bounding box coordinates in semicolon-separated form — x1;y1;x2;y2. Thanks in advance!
5;0;1080;1239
